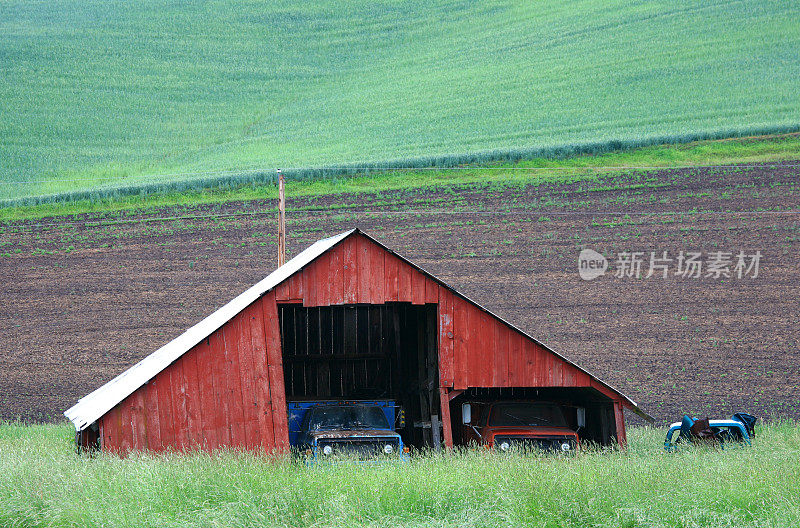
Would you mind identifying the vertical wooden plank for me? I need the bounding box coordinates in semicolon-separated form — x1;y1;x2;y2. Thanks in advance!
532;341;544;385
476;310;493;386
474;308;495;387
493;324;509;387
543;348;556;386
223;315;247;448
208;328;231;448
614;401;627;448
464;306;479;386
342;237;357;304
315;252;331;306
156;367;176;450
303;264;317;307
99;415;110;452
562;364;576;386
118;397;133;454
329;244;343;304
425;278;439;304
550;357;563;387
98;415;109;452
411;269;425;305
194;338;217;450
357;235;371;303
300;269;309;306
170;360;190;451
524;341;536;385
383;254;399;302
524;340;539;386
131;389;147;451
262;292;290;450
182;350;202;449
438;289;454;387
506;332;517;385
369;244;385;303
249;301;275;450
288;272;304;301
439;387;453;449
275;281;290;302
508;331;525;386
453;296;470;390
143;381;162;451
102;406;120;453
112;405;124;454
398;260;412;302
236;305;259;450
541;345;553;387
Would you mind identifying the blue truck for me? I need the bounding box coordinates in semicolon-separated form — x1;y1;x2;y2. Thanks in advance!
287;400;407;460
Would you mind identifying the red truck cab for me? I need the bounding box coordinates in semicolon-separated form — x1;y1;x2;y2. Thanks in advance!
459;401;581;452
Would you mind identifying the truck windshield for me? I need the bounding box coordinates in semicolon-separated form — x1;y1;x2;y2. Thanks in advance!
306;405;390;431
488;402;568;427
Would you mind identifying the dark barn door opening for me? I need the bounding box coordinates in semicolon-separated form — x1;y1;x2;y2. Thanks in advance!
278;303;440;448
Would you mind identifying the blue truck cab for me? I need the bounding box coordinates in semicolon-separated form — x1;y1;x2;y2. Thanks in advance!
287;400;407;461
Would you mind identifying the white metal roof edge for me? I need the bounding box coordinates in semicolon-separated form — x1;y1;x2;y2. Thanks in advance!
63;229;355;431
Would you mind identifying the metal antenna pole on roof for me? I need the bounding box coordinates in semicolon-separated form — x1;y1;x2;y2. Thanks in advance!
278;169;286;267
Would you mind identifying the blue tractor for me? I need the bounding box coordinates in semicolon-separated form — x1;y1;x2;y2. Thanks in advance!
665;412;757;452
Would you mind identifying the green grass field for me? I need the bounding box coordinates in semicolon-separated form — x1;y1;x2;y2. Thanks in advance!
1;423;799;527
3;132;800;221
2;0;799;204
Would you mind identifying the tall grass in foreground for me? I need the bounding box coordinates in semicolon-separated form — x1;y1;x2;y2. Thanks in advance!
1;423;799;527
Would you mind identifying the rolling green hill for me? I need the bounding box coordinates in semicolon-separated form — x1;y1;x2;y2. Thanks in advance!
2;0;799;203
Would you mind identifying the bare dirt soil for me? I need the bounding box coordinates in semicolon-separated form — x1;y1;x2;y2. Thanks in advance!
2;163;799;424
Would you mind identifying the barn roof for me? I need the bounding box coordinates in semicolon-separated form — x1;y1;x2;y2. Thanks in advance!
65;228;651;431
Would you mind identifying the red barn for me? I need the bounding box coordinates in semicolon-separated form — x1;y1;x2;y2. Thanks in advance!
65;229;650;452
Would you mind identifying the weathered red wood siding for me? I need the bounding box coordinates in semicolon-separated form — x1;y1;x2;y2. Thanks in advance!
99;232;626;452
272;234;627;446
99;298;290;453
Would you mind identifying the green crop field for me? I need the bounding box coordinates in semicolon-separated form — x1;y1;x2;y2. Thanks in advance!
3;132;800;222
2;0;799;204
2;423;799;527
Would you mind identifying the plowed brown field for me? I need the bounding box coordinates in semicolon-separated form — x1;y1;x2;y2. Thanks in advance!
2;162;799;424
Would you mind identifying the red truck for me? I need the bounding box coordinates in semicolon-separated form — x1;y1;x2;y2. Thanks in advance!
459;400;582;452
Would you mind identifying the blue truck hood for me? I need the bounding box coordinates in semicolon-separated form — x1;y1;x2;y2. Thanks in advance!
308;430;401;441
